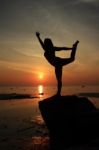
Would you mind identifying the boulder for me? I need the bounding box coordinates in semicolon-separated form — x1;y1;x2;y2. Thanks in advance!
39;95;99;150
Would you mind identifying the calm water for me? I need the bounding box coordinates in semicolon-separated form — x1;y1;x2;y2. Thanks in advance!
0;85;99;118
0;85;99;149
0;85;99;96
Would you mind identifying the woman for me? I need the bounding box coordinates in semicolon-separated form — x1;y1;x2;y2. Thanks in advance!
36;32;79;95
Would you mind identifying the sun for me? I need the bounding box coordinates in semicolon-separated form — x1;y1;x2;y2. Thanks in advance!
39;73;44;79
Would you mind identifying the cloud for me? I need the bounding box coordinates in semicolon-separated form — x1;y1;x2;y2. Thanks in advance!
78;0;99;4
81;0;98;2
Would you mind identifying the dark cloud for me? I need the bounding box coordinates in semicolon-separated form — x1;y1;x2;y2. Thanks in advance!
0;0;98;35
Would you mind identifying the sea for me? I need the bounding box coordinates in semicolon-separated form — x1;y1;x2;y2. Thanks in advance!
0;85;99;107
0;85;99;150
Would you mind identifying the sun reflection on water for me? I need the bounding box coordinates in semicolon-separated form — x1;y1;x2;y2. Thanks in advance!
38;85;44;97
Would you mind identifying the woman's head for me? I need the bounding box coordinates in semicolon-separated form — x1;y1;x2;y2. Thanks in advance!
44;38;53;50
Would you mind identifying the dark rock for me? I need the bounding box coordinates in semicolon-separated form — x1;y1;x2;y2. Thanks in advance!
0;93;37;100
39;95;99;150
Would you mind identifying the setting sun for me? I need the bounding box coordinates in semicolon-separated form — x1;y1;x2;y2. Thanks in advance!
39;73;44;79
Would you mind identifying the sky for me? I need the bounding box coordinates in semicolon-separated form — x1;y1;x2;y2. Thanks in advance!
0;0;99;86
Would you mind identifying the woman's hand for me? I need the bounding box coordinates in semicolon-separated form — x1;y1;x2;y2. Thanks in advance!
36;32;40;37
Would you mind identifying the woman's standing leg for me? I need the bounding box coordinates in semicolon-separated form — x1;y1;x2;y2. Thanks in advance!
54;41;79;95
55;66;62;95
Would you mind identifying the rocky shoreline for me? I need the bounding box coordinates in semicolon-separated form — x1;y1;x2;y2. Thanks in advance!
0;93;38;100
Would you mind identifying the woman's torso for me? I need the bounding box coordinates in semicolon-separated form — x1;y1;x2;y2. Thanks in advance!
44;48;55;66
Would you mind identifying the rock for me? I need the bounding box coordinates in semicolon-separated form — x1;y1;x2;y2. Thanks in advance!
0;93;37;100
39;95;99;150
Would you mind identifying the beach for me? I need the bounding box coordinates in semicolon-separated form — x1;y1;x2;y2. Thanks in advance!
0;98;49;150
0;85;99;150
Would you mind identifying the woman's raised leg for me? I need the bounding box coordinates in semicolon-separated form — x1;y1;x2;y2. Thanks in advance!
71;40;79;61
59;40;79;66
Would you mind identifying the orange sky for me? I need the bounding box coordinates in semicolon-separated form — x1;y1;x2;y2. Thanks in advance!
0;0;99;86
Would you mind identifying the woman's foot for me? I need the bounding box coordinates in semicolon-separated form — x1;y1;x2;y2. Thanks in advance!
72;40;79;51
55;92;61;97
73;40;79;47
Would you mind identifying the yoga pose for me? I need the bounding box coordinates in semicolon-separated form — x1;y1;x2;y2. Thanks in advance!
36;32;79;95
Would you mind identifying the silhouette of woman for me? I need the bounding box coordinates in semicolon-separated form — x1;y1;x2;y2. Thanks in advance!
36;32;79;95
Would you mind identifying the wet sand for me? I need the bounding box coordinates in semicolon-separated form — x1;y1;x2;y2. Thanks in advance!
0;97;49;150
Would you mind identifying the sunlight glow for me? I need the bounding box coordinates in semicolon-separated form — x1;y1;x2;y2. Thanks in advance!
39;73;44;79
38;85;44;95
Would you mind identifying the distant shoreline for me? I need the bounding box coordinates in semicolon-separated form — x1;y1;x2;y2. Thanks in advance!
0;93;38;100
79;93;99;98
0;92;99;100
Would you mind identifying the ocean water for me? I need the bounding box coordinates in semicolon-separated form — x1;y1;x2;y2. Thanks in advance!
0;85;99;97
0;85;99;149
0;85;99;105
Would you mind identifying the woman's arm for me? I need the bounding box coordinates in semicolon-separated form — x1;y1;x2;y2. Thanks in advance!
54;46;72;51
36;32;45;50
